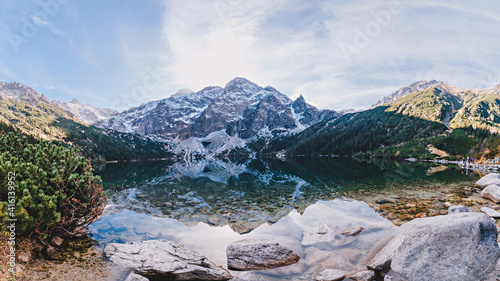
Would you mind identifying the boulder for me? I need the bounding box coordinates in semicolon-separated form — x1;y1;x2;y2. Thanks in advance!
476;173;500;187
482;185;500;203
349;270;376;281
481;207;500;219
103;240;232;280
315;269;346;281
226;239;300;270
447;205;471;214
124;272;149;281
367;213;500;281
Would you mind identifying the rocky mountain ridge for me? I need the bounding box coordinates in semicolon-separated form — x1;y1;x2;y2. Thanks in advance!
0;82;118;125
0;81;53;105
267;80;500;158
0;82;168;161
96;77;339;156
55;99;118;125
372;80;500;108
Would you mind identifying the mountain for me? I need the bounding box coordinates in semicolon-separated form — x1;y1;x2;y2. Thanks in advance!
374;81;500;133
0;82;53;105
1;82;118;125
55;99;118;125
267;81;500;159
371;80;442;108
0;82;168;161
96;77;340;156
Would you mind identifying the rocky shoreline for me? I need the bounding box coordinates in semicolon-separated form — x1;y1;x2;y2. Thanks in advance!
419;158;500;173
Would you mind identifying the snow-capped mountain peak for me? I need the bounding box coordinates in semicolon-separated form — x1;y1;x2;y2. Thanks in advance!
59;98;118;125
224;77;262;94
96;78;341;156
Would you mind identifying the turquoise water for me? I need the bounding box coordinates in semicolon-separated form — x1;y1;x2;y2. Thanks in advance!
89;158;478;280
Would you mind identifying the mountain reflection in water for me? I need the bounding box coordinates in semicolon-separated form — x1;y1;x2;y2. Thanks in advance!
93;157;475;234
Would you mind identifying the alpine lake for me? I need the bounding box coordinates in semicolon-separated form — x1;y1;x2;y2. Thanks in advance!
41;157;490;281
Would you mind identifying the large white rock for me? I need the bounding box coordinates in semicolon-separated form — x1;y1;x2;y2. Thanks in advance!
367;213;500;281
103;240;232;280
226;239;300;270
481;185;500;203
476;173;500;187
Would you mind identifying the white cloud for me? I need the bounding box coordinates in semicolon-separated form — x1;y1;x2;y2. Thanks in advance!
2;1;500;111
162;0;289;91
160;0;500;111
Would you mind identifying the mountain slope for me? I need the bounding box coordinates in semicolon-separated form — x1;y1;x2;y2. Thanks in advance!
55;99;118;125
374;81;500;133
268;82;500;158
265;105;448;157
449;94;500;133
0;82;168;161
371;80;442;108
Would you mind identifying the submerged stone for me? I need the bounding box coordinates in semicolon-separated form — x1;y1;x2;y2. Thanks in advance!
341;226;364;236
315;269;346;281
349;269;376;281
447;205;471;214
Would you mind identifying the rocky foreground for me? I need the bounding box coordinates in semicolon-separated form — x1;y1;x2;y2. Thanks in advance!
99;173;500;281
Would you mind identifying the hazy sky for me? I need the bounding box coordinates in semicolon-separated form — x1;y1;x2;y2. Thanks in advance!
1;0;499;111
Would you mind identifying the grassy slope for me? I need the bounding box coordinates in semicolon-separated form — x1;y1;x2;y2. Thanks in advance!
0;96;168;161
450;94;500;133
265;87;499;159
265;105;448;157
386;87;461;122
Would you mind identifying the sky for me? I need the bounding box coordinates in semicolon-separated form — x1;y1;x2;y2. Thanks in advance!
0;0;499;111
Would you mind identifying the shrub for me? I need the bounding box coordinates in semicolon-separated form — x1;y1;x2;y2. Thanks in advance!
0;132;106;240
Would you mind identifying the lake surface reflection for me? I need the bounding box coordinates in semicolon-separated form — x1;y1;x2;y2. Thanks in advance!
90;157;478;280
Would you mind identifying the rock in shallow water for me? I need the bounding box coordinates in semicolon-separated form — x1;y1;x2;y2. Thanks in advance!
226;239;300;271
367;213;500;281
349;269;376;281
481;185;500;203
315;269;346;281
476;173;500;187
447;205;471;214
341;226;364;236
103;239;232;280
481;207;500;219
